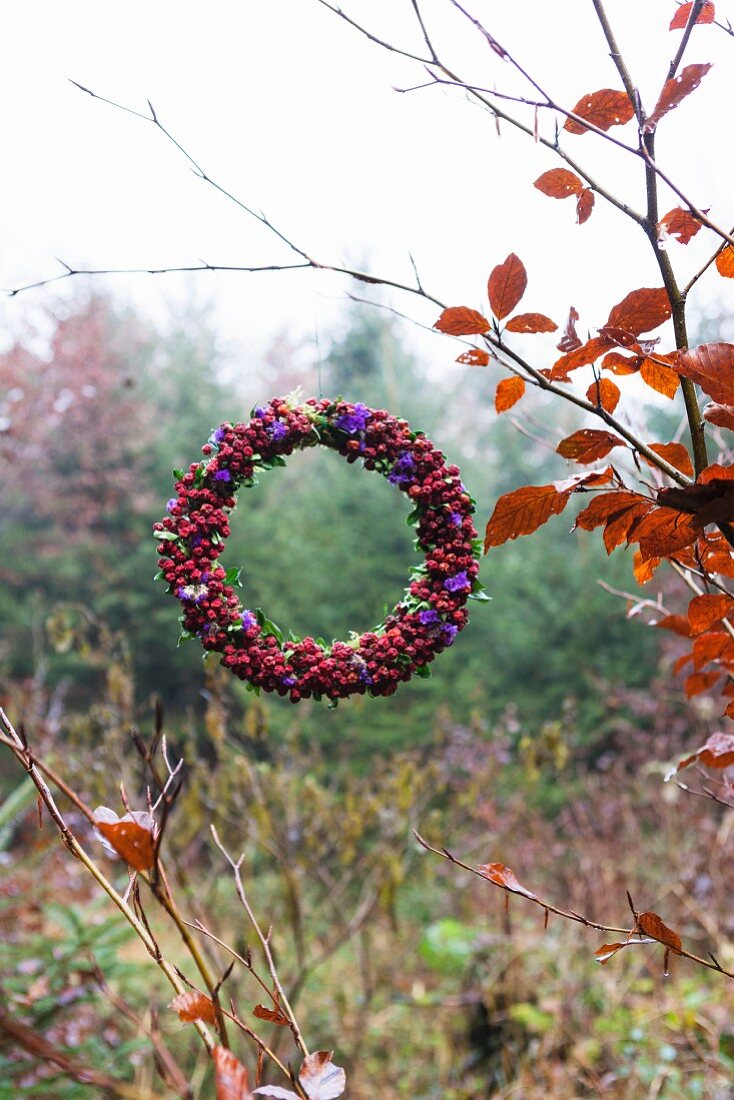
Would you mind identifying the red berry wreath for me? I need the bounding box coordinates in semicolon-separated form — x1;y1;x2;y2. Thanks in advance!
154;395;486;703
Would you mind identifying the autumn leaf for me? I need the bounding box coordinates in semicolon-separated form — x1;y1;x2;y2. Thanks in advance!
669;1;715;30
504;313;557;333
646;63;713;130
654;614;692;637
170;991;217;1025
564;88;635;134
557;429;626;464
574;491;652;533
586;377;620;412
495;376;525;412
534;168;583;197
602;501;655;554
214;1046;254;1100
595;942;631;966
488;254;527;320
643;442;693;478
636;912;683;954
551;337;612;379
456;348;490;367
692;631;734;669
673;343;734;404
255;1052;346;1100
477;862;538;900
659;464;734;525
715;245;734;278
434;306;490;336
557;306;582;352
671;731;734;776
688;593;734;635
484;484;572;551
576;188;595;224
93;807;156;873
605;288;672;335
253;1004;290;1026
704;403;734;431
640;356;680;398
632;508;701;561
657;206;705;245
684;669;721;697
634;550;661;584
602;351;642;375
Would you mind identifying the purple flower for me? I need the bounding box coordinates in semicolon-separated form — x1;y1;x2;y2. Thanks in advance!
449;511;463;527
191;534;203;547
358;667;373;685
166;498;177;513
268;421;288;441
335;403;370;434
254;406;268;419
419;609;441;625
388;451;416;485
442;623;459;645
282;675;297;688
214;469;232;483
241;609;257;630
444;571;470;592
211;426;227;444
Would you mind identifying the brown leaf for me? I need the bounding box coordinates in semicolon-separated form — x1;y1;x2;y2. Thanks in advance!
605;288;672;335
601;351;642;375
603;502;654;553
669;1;715;30
673;731;734;775
654;613;692;637
595;942;630;965
477;862;538;899
692;630;734;669
636;912;683;954
657;206;706;245
659;465;734;525
575;491;651;532
557;306;582;352
564;88;635;135
456;348;490;367
552;337;612;379
298;1051;347;1100
640;357;680;398
576;188;595;225
634;550;661;584
484;484;571;551
586;377;621;412
629;507;701;561
214;1046;254;1100
170;991;217;1025
704;403;734;431
715;245;734;278
253;1004;290;1026
644;442;694;477
504;313;557;333
488;254;528;321
684;669;721;697
495;376;525;412
673;343;734;404
534;168;583;197
94;808;156;873
557;429;626;464
434;306;490;336
688;593;734;635
646;63;713;130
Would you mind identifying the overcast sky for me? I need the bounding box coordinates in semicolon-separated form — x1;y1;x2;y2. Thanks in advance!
1;1;732;378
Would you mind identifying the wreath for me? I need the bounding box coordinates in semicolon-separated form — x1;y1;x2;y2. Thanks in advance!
154;395;485;703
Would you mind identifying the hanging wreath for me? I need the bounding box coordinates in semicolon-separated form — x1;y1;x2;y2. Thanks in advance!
154;395;485;703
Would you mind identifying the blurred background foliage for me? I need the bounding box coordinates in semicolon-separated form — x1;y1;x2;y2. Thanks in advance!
4;292;733;1097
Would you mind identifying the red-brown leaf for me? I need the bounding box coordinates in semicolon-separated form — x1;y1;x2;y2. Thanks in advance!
557;306;581;352
715;245;734;278
557;429;626;464
658;206;705;245
595;942;630;965
637;912;683;953
586;377;621;413
170;991;217;1025
684;669;721;697
634;550;661;584
488;254;528;321
94;809;156;873
704;403;734;431
655;614;692;637
640;357;680;398
495;376;526;412
646;63;713;130
434;306;490;336
456;348;490;367
644;441;694;477
551;337;612;379
602;351;642;375
253;1003;290;1026
669;1;715;30
673;343;734;404
629;507;701;561
534;168;583;198
477;862;538;899
605;288;672;335
674;731;734;774
576;188;595;225
564;89;635;135
603;502;654;554
574;491;651;532
688;593;734;635
504;313;557;333
214;1046;254;1100
692;631;734;669
484;484;571;551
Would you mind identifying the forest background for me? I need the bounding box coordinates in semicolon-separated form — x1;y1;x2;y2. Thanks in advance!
3;1;734;1097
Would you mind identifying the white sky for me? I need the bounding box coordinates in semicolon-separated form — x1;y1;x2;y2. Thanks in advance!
1;1;733;375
